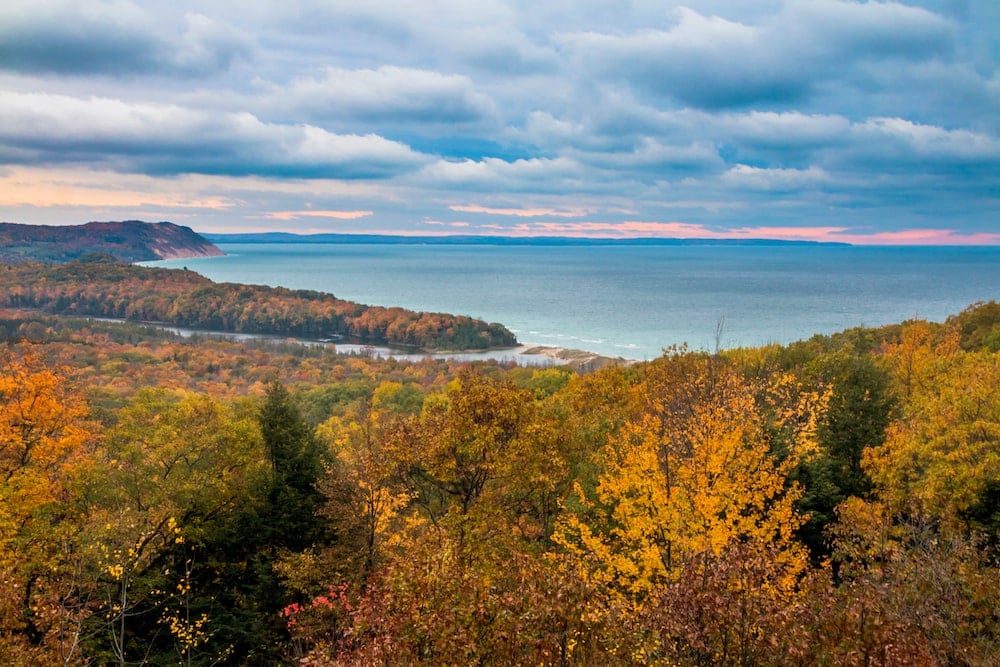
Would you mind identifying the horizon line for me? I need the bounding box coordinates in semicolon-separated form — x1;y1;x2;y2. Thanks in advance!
198;229;1000;247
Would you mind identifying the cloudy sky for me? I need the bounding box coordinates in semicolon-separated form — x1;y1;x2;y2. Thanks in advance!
1;0;998;243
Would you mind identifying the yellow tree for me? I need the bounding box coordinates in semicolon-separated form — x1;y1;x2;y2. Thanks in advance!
403;370;535;557
0;346;96;664
557;354;821;608
867;320;1000;522
293;371;566;664
312;397;413;587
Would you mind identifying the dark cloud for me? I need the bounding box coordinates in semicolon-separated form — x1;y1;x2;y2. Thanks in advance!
559;2;954;110
0;92;428;179
0;1;252;77
0;0;996;240
271;66;499;126
559;13;808;109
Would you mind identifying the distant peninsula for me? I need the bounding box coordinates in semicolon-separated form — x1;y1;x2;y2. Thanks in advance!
0;220;224;263
3;255;517;351
206;232;851;247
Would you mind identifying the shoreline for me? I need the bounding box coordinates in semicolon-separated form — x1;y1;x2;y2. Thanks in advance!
518;345;635;371
69;315;629;370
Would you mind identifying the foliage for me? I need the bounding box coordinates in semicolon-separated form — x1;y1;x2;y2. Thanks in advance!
947;300;1000;352
792;349;895;560
1;301;997;664
1;258;517;350
0;349;96;664
0;220;220;264
867;321;1000;521
78;388;264;665
556;355;820;600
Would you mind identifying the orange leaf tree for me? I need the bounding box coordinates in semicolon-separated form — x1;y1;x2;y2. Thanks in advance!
0;346;96;664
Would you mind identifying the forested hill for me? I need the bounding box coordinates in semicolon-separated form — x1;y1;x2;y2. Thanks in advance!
0;220;224;263
1;256;517;350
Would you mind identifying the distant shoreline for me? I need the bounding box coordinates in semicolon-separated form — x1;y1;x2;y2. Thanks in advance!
204;232;851;247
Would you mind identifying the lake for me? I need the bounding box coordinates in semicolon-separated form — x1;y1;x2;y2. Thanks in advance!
149;243;1000;360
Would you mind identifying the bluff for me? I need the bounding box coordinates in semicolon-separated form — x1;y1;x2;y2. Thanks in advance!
0;220;224;263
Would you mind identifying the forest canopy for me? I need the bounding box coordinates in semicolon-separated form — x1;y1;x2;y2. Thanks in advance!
1;257;516;350
0;300;997;665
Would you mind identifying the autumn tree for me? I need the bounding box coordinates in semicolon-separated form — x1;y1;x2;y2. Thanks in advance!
77;388;263;665
793;349;895;560
294;370;595;664
556;353;823;662
311;395;413;587
0;346;96;664
560;354;819;592
401;370;535;557
308;545;610;665
801;497;1000;665
948;300;1000;352
867;320;1000;523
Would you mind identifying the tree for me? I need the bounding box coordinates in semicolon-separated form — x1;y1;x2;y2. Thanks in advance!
948;300;1000;352
313;399;413;586
635;540;816;666
553;353;824;666
558;355;819;602
259;382;327;551
809;498;1000;666
794;350;895;560
293;370;599;664
403;370;534;557
78;389;263;665
0;346;96;664
866;322;1000;523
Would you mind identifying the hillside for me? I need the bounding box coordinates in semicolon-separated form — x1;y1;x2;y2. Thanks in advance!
0;220;224;263
1;257;517;350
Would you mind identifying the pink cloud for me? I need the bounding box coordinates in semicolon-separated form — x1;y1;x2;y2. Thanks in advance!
729;225;1000;245
421;220;470;227
828;228;1000;246
0;168;232;210
449;204;592;218
266;210;373;221
506;221;725;237
260;222;996;245
494;221;1000;245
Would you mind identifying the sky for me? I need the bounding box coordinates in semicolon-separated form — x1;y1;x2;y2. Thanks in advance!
0;0;998;244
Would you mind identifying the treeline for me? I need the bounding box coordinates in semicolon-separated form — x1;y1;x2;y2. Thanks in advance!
0;311;528;412
1;255;516;350
0;302;998;665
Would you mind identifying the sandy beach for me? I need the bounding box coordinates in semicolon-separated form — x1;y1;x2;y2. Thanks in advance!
518;345;634;371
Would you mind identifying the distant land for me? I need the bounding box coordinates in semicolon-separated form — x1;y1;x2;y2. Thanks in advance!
206;232;852;247
3;256;517;351
0;220;224;263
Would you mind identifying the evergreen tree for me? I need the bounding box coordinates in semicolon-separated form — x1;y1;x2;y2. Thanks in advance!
259;381;327;551
795;352;895;561
182;382;330;665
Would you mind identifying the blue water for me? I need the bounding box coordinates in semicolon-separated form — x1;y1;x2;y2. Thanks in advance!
150;244;1000;360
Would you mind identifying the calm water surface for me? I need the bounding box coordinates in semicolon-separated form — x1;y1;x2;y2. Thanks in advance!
151;244;1000;360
